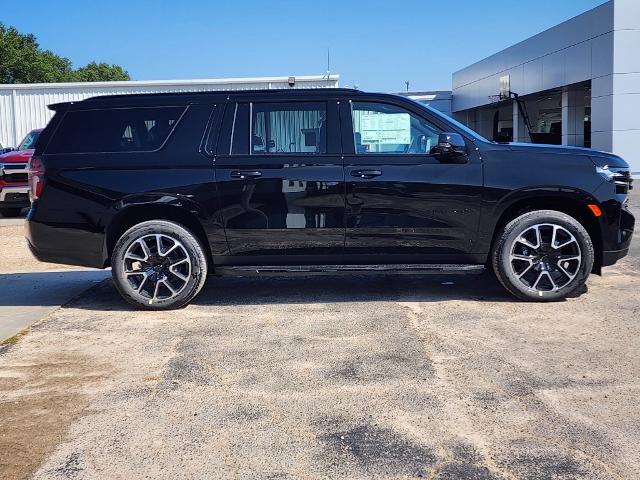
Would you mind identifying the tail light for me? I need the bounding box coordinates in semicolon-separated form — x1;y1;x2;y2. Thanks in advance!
28;156;45;201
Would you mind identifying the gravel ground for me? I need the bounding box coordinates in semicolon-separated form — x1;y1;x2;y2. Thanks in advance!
0;192;638;480
0;224;88;273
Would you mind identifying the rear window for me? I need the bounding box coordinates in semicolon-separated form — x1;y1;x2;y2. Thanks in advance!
46;106;185;154
18;130;41;150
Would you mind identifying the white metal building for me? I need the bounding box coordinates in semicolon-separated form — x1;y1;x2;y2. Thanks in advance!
0;75;339;148
396;91;453;116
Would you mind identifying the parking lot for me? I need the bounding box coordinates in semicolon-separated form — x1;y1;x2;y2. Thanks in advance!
0;192;638;480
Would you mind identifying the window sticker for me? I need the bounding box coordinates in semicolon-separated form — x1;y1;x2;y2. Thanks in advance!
359;112;411;145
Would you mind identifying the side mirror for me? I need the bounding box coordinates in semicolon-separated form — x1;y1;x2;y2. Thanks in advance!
437;132;467;157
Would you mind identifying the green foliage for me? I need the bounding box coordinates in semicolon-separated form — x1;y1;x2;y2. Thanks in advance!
1;335;20;346
72;62;130;82
0;23;130;84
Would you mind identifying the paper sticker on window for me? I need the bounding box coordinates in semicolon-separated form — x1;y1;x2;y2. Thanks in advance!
359;112;411;145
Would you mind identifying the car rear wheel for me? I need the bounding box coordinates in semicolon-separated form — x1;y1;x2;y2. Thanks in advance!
0;208;23;218
111;220;208;310
492;210;594;301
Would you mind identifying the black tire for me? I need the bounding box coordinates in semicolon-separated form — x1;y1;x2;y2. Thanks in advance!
111;220;208;310
492;210;594;302
0;208;23;218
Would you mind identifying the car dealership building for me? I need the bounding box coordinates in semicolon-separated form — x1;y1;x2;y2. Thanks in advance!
450;0;640;176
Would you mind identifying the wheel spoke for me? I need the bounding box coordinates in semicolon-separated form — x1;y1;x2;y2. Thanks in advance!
516;225;541;250
137;273;149;293
161;242;179;257
152;279;161;300
155;235;164;255
545;271;557;290
551;225;560;249
516;237;538;250
531;271;556;291
169;267;188;281
532;271;543;289
534;225;542;249
170;258;189;268
137;239;152;260
557;255;580;262
556;263;575;280
517;263;535;278
160;279;176;295
511;253;535;261
552;225;577;249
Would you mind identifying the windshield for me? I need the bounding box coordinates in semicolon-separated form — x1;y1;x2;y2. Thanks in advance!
17;130;41;151
411;101;490;143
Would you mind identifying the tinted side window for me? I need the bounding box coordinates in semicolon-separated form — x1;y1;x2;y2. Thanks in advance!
251;102;326;154
352;102;441;154
18;130;41;150
46;106;185;154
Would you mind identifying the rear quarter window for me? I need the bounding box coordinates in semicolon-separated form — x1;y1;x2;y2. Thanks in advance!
46;106;185;154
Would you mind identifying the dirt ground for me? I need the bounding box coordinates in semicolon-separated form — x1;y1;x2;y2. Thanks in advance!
0;225;84;273
0;193;638;480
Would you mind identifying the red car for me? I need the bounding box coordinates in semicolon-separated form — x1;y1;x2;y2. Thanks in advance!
0;129;42;217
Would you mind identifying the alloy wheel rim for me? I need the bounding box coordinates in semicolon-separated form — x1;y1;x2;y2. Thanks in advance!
509;223;582;292
122;234;191;302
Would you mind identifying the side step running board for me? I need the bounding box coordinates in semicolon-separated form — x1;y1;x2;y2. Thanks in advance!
215;264;486;276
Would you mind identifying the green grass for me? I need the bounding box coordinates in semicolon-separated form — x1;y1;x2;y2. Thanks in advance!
1;335;20;346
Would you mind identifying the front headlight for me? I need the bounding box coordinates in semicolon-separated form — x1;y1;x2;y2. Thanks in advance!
596;165;633;193
596;165;617;181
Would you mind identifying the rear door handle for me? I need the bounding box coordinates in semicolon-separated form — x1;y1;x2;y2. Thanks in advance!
351;169;382;179
231;170;262;180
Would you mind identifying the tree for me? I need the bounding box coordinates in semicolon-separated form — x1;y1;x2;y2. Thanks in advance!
72;62;130;82
0;22;130;84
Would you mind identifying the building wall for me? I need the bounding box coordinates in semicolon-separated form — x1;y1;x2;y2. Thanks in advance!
452;0;640;175
452;2;613;112
0;75;339;148
596;0;640;173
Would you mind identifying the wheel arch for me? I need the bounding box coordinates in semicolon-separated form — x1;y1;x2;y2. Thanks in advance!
103;197;213;270
489;190;603;274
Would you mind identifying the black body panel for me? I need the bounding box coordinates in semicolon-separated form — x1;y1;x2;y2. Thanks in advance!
213;98;345;257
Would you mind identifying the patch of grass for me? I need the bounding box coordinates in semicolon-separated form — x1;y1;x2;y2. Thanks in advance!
1;335;20;346
1;328;29;347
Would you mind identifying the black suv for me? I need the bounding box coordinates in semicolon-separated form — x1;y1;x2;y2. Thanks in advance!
26;89;634;309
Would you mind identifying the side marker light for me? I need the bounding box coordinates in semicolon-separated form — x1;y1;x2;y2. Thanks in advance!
587;204;602;217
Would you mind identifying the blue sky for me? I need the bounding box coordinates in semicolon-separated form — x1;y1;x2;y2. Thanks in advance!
3;0;605;91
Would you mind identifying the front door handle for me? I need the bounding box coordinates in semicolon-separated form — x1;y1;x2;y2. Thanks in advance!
231;170;262;180
351;169;382;179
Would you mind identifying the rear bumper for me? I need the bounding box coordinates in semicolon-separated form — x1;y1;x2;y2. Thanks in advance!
25;217;106;269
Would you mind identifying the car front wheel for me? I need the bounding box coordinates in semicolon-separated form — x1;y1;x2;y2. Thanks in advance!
111;220;208;310
492;210;594;301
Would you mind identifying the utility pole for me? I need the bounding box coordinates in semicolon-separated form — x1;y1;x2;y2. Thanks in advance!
325;48;331;79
